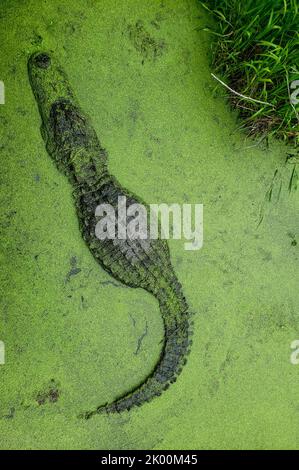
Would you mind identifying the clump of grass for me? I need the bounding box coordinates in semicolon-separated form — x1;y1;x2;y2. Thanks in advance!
201;0;299;145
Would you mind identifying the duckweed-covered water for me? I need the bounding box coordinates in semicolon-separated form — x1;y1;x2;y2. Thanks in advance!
0;0;298;450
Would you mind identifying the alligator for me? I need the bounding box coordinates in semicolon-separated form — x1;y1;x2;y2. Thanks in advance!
28;52;191;416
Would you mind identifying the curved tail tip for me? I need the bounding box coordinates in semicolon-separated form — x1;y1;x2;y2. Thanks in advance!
79;403;121;420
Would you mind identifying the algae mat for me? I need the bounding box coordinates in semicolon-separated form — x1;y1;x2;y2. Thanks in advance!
0;0;299;450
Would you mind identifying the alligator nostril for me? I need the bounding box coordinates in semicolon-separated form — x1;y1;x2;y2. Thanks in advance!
34;53;51;69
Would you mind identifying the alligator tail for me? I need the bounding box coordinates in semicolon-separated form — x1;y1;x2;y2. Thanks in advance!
83;282;191;417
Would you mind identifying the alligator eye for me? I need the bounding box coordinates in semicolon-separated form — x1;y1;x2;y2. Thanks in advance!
34;53;51;69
